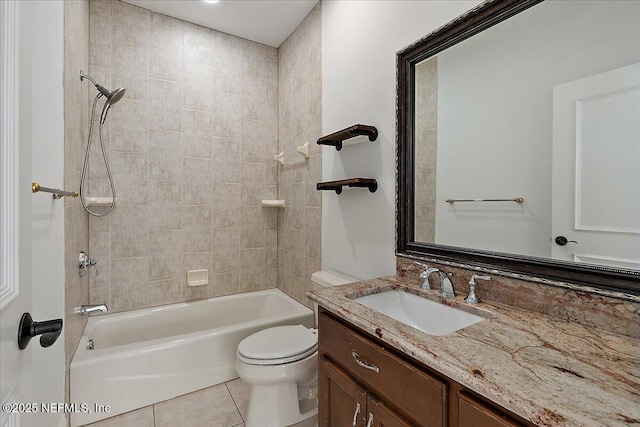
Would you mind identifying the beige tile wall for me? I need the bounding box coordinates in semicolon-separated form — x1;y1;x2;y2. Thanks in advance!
63;0;90;404
277;4;322;308
414;57;437;243
88;0;279;313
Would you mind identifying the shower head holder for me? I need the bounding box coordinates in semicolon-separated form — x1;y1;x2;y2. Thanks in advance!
80;70;126;123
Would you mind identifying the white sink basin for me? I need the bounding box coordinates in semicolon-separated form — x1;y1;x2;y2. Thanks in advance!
354;290;486;336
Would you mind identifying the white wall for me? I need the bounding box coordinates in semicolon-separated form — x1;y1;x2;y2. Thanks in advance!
321;1;480;279
435;0;640;258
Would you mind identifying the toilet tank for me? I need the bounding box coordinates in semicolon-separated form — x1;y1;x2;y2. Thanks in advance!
311;270;357;325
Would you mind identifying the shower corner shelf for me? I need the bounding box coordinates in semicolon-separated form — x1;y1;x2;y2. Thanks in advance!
317;124;378;151
316;178;378;195
261;199;285;208
85;196;115;208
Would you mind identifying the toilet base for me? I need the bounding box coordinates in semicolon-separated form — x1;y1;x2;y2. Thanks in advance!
245;382;317;427
236;352;318;427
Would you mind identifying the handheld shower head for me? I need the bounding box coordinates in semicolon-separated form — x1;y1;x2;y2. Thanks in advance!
80;70;126;123
100;87;126;124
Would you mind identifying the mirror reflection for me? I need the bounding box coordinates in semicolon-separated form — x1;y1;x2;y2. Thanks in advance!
412;0;640;271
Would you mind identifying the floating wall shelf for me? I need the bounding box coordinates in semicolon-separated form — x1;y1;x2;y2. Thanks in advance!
316;178;378;195
317;124;378;151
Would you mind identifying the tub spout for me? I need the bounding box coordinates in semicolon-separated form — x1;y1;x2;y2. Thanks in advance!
75;303;108;316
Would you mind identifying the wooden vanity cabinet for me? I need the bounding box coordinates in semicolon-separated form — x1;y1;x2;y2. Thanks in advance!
320;359;413;427
457;393;522;427
319;310;446;426
318;310;533;427
367;395;415;427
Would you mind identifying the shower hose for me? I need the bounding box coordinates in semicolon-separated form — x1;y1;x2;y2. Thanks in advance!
79;93;117;217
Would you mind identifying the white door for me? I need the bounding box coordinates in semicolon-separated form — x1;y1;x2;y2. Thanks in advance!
1;2;66;426
552;63;640;270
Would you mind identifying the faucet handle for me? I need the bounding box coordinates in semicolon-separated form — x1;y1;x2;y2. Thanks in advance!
414;261;429;279
414;261;436;290
469;274;491;285
465;275;490;304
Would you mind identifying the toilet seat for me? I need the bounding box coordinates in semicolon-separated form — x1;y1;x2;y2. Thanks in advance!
237;325;318;366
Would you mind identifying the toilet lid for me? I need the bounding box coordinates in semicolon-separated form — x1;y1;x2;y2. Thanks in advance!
237;325;318;365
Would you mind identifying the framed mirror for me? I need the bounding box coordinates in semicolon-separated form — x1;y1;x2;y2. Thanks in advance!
396;0;640;296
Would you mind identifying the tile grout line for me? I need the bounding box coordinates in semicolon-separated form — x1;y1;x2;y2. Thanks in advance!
152;402;157;427
225;381;246;423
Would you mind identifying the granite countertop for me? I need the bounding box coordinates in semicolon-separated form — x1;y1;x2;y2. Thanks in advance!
307;276;640;427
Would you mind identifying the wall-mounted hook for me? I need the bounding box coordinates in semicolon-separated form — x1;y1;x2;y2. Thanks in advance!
296;142;310;160
274;152;285;166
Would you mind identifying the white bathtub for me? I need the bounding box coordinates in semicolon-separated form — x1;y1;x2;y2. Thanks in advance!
70;289;314;426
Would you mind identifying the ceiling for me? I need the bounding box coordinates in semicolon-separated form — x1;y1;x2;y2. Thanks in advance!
123;0;319;47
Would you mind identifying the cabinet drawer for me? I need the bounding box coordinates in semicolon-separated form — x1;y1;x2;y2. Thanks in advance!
319;312;447;427
458;393;524;427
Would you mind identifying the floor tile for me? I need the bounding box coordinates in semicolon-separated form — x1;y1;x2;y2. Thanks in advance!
226;378;250;420
86;406;154;427
154;384;243;427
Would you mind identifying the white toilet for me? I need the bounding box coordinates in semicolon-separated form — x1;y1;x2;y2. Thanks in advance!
235;270;357;427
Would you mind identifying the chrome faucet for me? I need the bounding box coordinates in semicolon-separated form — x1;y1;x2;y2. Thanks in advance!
438;273;455;299
414;262;455;298
75;303;108;316
465;275;491;304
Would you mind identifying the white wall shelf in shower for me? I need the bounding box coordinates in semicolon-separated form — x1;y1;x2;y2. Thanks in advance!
261;199;285;208
85;196;115;207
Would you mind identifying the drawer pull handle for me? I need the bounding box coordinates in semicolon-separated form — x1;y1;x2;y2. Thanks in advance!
366;412;374;427
352;351;380;373
352;402;361;427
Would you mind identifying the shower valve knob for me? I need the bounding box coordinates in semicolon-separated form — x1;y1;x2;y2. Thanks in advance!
79;251;98;276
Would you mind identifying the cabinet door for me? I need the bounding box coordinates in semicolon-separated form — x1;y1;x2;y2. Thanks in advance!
366;395;414;427
458;393;524;427
319;312;447;426
319;358;367;427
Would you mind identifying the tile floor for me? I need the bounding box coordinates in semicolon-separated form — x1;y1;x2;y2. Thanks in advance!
86;379;318;427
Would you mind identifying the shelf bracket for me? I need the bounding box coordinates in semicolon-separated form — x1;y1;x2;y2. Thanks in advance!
317;124;378;151
316;178;378;195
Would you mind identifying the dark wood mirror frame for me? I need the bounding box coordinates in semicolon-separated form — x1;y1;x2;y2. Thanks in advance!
396;0;640;297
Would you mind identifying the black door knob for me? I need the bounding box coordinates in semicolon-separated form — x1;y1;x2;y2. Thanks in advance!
18;312;63;350
555;236;578;246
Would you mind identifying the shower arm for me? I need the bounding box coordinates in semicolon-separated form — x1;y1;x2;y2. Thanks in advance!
79;70;97;85
80;70;112;99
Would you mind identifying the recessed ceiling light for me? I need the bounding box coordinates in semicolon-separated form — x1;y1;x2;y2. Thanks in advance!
203;0;219;3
